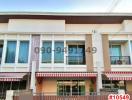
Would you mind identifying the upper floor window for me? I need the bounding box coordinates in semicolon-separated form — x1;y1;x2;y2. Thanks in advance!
54;41;64;63
109;44;130;64
42;41;52;63
67;44;85;65
5;41;16;63
18;41;29;63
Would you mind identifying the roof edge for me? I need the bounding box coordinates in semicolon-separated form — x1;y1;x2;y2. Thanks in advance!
0;11;132;16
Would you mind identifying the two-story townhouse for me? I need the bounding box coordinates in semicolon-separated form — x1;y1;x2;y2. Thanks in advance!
0;12;132;96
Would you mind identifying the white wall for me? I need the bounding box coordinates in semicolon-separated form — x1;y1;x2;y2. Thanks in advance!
0;19;132;33
122;42;130;56
92;32;104;71
65;24;122;32
0;23;8;32
111;65;132;71
8;19;65;32
122;20;132;32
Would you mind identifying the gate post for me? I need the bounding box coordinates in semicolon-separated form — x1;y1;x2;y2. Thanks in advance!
30;61;36;93
96;61;103;95
6;90;14;100
92;31;103;95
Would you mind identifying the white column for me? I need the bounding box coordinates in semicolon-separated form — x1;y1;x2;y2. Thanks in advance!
128;35;132;64
64;40;66;71
30;61;36;93
96;61;102;95
39;34;42;71
15;35;19;63
28;34;32;71
6;90;14;100
52;35;54;71
15;35;20;71
1;39;7;69
92;31;103;94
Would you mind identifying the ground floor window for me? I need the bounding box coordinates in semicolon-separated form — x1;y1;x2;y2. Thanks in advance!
0;80;27;93
102;80;126;91
57;80;85;96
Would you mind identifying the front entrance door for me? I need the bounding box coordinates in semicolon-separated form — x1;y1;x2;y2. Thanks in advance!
57;80;85;96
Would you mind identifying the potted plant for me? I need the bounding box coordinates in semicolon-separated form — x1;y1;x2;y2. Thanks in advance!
89;79;94;95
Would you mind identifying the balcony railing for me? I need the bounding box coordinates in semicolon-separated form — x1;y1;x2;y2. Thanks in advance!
110;56;131;65
66;56;85;65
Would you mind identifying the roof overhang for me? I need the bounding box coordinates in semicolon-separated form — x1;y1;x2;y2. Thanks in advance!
0;12;132;24
36;72;97;78
104;72;132;80
0;72;28;81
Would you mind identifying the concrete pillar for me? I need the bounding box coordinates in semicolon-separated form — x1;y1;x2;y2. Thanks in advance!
126;81;132;91
102;34;111;71
30;61;36;93
92;31;103;94
6;90;14;100
128;35;132;64
30;35;40;71
96;62;102;95
85;34;93;71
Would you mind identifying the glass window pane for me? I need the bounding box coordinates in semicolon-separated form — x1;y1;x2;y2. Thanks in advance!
68;45;85;65
72;80;78;95
54;41;64;63
5;41;16;63
79;81;85;95
0;45;3;58
57;80;85;96
110;45;122;56
57;82;64;96
0;42;3;64
18;41;29;63
110;45;122;64
42;41;52;63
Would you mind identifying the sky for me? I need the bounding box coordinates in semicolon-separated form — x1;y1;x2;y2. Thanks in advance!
0;0;132;13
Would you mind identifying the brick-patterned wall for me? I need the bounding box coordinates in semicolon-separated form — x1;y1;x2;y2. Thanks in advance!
14;95;109;100
30;35;40;71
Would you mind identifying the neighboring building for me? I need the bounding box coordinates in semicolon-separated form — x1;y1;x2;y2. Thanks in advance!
0;12;132;96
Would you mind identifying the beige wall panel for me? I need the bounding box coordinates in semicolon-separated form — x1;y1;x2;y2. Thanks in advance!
85;34;93;71
102;34;111;71
126;81;132;91
42;79;57;94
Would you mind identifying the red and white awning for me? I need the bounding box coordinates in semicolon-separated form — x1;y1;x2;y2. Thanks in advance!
0;72;27;81
104;72;132;80
36;72;97;78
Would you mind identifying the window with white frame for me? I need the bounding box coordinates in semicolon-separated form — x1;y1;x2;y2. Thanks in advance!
41;41;64;63
5;40;29;64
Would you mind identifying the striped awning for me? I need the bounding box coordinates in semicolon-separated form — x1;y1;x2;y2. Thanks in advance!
0;72;27;81
104;72;132;80
36;72;97;78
